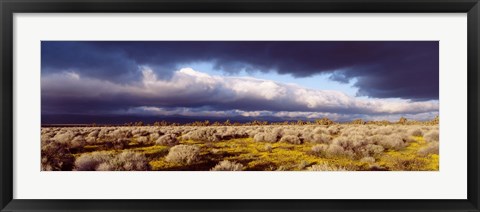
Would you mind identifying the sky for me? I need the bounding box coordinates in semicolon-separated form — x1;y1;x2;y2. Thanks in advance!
41;41;439;123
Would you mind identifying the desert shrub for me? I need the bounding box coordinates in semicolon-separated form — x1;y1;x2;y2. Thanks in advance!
70;136;86;148
264;131;279;142
408;128;423;137
165;145;201;164
315;117;335;125
315;118;334;125
373;126;393;135
97;128;110;139
424;130;439;143
310;133;332;144
398;117;408;124
390;157;427;171
363;126;375;136
403;135;416;143
41;141;75;171
267;127;282;137
85;136;97;144
97;151;149;171
308;162;349;171
360;156;376;164
360;144;385;157
331;136;348;148
135;136;150;144
376;135;406;150
149;132;162;141
351;119;366;125
311;144;329;156
155;134;179;146
326;144;346;157
130;129;141;136
181;128;221;142
312;127;328;134
88;130;99;138
52;130;86;148
300;132;313;142
327;144;344;156
41;128;51;134
132;129;149;137
253;133;265;142
210;160;244;171
74;152;113;171
110;129;132;139
331;134;369;154
279;135;302;144
349;134;369;148
327;125;341;135
340;127;360;137
41;132;55;143
418;142;439;156
253;132;278;143
282;129;299;136
246;129;260;137
219;127;249;140
166;128;184;135
75;151;149;171
105;138;130;150
53;130;76;143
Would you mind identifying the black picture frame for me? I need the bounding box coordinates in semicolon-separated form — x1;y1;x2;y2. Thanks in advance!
1;0;479;211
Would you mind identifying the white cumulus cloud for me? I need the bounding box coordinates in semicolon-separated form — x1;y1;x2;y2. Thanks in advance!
41;66;439;120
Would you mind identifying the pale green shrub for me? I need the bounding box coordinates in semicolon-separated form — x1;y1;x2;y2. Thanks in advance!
74;152;113;171
280;135;302;144
326;144;345;157
424;130;439;143
310;133;332;144
210;160;244;171
408;128;423;137
97;151;149;171
165;145;200;164
155;134;179;146
41;141;75;171
311;144;329;156
418;142;439;156
360;156;376;164
253;132;278;143
75;151;149;171
308;162;349;171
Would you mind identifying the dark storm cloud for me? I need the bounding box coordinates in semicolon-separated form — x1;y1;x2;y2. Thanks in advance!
41;68;438;118
41;42;141;82
42;41;438;100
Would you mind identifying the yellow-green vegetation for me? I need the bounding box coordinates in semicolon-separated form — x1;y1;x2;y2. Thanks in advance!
149;136;437;171
378;136;439;171
41;124;439;171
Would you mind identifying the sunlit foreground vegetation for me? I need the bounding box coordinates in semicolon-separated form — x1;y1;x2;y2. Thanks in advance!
41;121;439;171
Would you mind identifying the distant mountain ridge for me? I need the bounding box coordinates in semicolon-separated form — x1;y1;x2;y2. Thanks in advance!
41;114;310;125
42;114;438;126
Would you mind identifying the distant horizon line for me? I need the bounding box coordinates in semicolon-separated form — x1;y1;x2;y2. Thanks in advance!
41;116;439;127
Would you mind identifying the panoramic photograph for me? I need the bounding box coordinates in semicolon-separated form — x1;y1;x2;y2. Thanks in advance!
41;41;439;171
